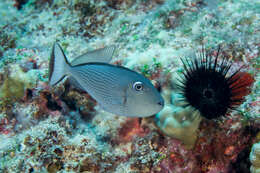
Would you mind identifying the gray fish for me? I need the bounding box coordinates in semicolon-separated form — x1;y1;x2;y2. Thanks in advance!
49;43;164;117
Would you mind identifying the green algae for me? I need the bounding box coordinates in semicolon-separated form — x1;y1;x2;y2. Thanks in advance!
0;28;17;58
74;1;96;17
0;64;39;107
0;73;25;106
0;0;259;172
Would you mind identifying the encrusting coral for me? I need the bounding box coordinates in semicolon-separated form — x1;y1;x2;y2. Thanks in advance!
0;0;259;172
0;63;40;108
155;105;201;148
0;68;25;106
250;141;260;173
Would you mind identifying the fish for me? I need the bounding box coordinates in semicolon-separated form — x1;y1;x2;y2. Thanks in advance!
49;43;164;117
68;45;116;90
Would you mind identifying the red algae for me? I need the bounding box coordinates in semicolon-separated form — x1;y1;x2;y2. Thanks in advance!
156;139;199;173
0;118;10;135
152;114;258;173
33;90;62;119
117;118;148;143
192;118;255;172
0;0;259;172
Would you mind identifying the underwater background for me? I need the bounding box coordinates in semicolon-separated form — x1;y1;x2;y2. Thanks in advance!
0;0;259;172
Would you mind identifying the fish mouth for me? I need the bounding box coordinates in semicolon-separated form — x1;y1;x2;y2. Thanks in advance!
157;100;164;107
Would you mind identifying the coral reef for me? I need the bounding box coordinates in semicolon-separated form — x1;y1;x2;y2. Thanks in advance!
0;0;259;172
0;27;17;58
250;142;260;173
0;69;25;106
13;0;28;10
156;106;201;148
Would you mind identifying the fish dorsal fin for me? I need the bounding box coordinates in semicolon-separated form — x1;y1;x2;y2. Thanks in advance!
70;45;116;66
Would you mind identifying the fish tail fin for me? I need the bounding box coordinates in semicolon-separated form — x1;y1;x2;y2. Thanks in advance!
49;43;71;86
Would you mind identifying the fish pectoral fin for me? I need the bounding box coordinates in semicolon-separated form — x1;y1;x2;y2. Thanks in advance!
122;88;127;105
110;95;125;106
108;88;127;106
96;89;126;109
123;94;127;105
97;98;123;113
70;45;116;66
105;86;127;106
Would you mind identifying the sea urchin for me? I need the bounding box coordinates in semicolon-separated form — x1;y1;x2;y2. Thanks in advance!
178;46;251;119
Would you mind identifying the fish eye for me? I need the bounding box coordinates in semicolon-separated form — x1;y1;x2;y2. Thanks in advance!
133;81;143;91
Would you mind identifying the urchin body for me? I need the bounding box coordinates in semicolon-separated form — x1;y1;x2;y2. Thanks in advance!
179;47;246;119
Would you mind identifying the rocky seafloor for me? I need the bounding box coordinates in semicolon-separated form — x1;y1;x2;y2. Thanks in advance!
0;0;259;172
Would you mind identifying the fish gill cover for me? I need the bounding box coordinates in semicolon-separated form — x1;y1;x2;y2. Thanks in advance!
0;0;259;173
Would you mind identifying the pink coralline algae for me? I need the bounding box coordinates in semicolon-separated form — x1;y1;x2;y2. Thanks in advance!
157;139;199;173
149;116;258;173
117;118;149;144
0;117;12;135
0;0;259;172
